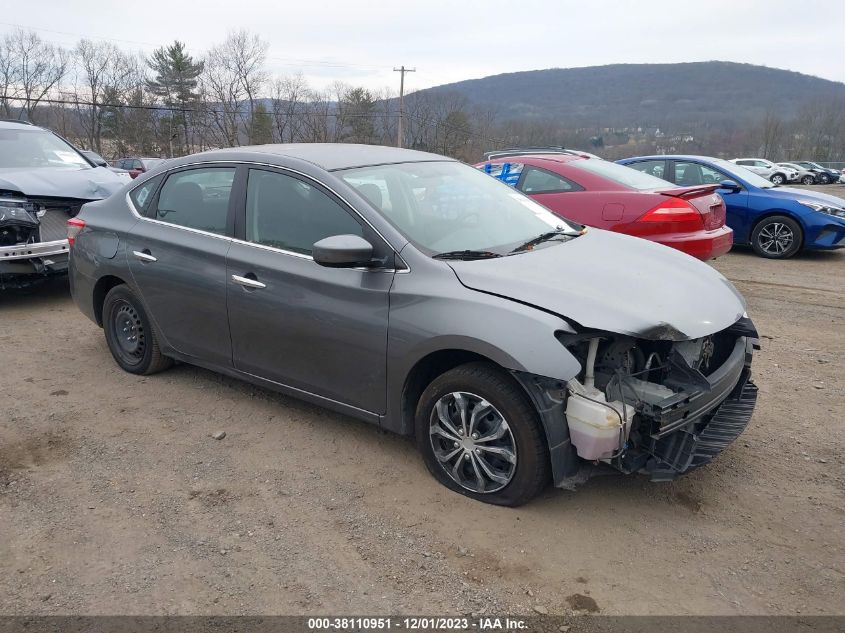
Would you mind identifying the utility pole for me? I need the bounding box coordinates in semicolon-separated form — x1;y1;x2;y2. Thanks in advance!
394;65;415;148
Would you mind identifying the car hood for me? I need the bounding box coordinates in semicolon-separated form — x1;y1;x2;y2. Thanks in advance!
447;229;746;341
0;166;127;200
766;186;845;208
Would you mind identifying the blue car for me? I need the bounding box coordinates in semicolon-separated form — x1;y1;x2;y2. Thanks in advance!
617;155;845;258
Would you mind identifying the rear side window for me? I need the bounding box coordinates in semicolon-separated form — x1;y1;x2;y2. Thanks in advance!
520;167;581;193
129;174;164;214
480;162;523;187
245;169;363;255
569;159;670;190
626;160;667;180
153;167;235;235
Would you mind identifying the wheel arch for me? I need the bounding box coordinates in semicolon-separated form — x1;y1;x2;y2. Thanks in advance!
748;209;805;248
92;274;128;327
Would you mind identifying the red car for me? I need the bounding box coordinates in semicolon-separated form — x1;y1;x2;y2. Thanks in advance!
475;151;733;260
110;157;166;179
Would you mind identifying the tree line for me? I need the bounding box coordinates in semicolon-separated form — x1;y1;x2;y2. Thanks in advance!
2;27;844;164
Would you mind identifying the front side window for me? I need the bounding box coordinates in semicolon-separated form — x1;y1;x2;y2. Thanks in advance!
154;167;235;235
675;161;727;186
245;169;363;255
339;161;578;256
520;167;581;193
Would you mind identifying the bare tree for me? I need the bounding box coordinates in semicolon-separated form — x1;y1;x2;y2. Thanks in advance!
202;30;268;146
270;73;308;142
72;39;140;152
1;29;68;122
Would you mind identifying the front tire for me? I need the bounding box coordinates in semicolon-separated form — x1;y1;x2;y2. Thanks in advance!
415;362;550;506
751;215;803;259
770;173;785;185
103;285;173;375
801;175;815;185
819;173;831;184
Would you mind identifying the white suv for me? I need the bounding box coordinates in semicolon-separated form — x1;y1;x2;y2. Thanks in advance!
731;158;797;185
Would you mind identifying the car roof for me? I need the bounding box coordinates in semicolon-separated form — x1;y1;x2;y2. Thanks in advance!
620;155;727;163
195;143;452;171
484;153;585;165
0;119;40;129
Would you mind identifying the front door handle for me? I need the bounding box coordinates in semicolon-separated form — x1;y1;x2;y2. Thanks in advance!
132;250;157;263
231;274;266;289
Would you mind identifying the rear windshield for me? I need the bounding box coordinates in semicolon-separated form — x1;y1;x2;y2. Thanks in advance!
568;158;669;190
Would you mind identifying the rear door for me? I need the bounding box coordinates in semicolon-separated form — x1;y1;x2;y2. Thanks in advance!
125;165;238;367
226;167;394;414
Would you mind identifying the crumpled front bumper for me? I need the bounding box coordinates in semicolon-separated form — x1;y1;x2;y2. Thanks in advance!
0;239;70;287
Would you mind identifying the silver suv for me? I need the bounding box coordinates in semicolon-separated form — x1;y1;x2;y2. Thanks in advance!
731;158;796;185
0;119;129;289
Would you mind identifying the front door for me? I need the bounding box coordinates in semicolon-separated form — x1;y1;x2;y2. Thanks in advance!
126;165;237;367
672;160;749;236
226;167;394;414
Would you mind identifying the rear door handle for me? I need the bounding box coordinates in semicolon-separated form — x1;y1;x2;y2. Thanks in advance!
132;250;157;263
231;274;266;289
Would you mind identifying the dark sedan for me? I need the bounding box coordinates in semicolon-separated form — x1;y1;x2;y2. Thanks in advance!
68;144;759;506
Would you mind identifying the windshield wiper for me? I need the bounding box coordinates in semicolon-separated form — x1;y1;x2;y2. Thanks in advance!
508;228;578;254
432;249;502;261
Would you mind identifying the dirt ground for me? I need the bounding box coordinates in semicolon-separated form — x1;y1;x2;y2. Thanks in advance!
1;193;843;616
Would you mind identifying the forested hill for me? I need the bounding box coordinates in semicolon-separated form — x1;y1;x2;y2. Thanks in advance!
416;62;845;128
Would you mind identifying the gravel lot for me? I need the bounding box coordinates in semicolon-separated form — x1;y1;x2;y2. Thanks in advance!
1;189;843;616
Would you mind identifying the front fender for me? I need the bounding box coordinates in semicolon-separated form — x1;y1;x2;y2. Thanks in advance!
383;263;582;434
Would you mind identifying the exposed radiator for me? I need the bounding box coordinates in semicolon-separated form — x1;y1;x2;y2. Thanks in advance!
38;209;72;242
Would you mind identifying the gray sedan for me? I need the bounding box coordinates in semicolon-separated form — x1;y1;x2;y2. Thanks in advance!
68;144;759;506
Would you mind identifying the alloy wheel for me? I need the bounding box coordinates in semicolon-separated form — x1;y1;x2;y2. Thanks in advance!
771;174;784;185
429;391;517;493
757;222;794;256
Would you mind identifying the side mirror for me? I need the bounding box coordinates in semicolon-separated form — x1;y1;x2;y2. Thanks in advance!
312;234;374;268
719;179;742;192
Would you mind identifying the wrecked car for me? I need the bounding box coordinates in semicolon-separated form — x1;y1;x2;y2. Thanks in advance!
69;144;759;506
0;119;130;289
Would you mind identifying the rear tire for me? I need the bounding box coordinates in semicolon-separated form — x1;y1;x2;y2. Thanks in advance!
751;215;803;259
103;285;173;375
415;362;550;506
801;175;815;185
819;173;831;184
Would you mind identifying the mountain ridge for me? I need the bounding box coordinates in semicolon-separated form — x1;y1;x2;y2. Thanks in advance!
414;61;845;129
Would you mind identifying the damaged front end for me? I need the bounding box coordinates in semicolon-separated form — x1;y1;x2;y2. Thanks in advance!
0;194;86;289
548;317;759;485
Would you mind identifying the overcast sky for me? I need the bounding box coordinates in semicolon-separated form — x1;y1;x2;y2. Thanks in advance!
2;0;844;93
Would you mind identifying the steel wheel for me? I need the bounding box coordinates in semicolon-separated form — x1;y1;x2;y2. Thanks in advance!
429;391;517;494
108;299;146;366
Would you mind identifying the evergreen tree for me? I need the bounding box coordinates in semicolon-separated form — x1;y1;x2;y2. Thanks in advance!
146;41;203;155
249;102;274;145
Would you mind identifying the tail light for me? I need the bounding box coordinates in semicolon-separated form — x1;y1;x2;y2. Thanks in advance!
639;199;704;227
67;217;86;247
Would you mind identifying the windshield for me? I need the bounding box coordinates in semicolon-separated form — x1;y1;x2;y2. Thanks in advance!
567;158;671;190
339;161;579;256
711;158;775;188
0;127;91;170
